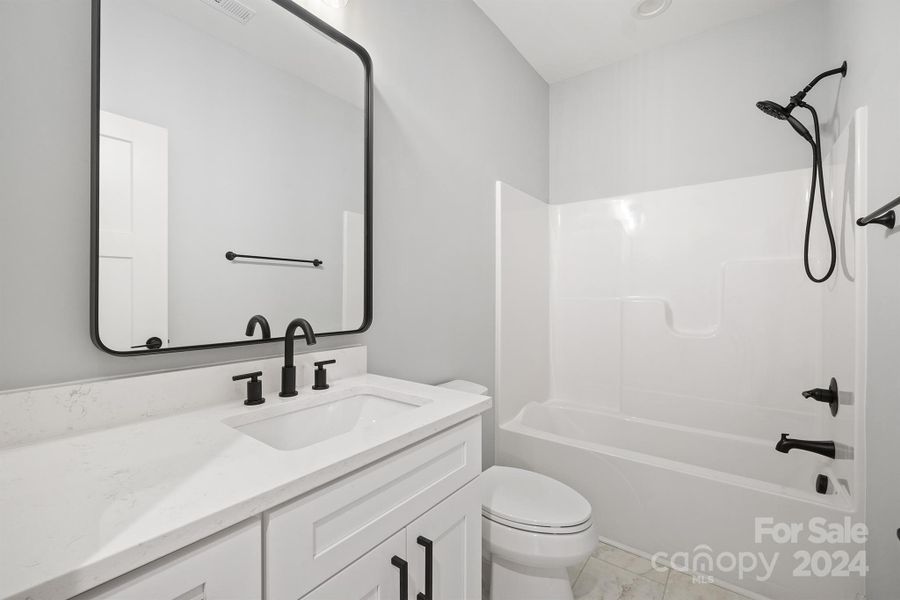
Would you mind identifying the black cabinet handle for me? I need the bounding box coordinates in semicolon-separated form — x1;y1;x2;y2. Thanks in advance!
391;556;408;600
416;536;433;600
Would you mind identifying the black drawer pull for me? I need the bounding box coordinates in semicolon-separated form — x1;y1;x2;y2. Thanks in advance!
416;536;433;600
391;555;408;600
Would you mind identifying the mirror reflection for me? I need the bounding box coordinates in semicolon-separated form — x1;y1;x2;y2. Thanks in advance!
95;0;368;352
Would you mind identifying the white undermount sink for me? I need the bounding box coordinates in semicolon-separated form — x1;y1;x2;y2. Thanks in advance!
223;387;429;451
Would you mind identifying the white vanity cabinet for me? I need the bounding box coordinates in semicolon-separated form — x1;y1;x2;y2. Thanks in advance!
301;479;480;600
73;518;262;600
266;418;482;600
72;418;482;600
301;530;407;600
403;477;481;600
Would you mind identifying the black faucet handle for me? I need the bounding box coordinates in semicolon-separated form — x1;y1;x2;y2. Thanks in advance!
312;359;336;391
232;371;263;382
233;371;265;406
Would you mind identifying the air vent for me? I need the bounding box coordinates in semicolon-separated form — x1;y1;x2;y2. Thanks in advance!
197;0;256;24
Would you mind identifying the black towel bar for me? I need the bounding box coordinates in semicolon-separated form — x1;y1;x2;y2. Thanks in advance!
225;251;322;267
857;196;899;229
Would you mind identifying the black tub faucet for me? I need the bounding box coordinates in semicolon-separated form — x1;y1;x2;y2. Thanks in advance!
776;434;836;459
280;318;317;397
245;314;271;340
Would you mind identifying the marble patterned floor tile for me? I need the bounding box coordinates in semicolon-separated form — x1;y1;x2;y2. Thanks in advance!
574;557;665;600
592;541;670;584
662;571;750;600
569;555;590;583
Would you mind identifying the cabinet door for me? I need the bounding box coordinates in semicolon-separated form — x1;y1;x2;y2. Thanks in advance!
74;518;261;600
266;419;481;600
406;478;481;600
303;530;407;600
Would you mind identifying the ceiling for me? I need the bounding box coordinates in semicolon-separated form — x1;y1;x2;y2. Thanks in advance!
472;0;804;83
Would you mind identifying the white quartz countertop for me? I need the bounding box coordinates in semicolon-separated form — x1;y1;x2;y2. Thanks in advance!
0;374;491;600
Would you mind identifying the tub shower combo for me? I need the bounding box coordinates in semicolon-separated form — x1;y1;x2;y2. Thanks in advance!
495;66;867;600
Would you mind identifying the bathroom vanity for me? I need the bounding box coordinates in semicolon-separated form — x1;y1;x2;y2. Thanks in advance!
0;348;490;600
0;2;494;596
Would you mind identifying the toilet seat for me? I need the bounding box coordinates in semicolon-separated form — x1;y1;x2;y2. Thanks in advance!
483;511;593;534
481;466;593;534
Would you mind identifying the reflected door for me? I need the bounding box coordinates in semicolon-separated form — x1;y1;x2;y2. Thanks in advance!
98;111;169;350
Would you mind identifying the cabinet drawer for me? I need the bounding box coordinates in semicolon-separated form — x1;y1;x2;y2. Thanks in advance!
265;417;481;600
74;518;261;600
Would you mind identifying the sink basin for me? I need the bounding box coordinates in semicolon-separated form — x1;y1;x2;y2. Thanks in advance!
224;387;428;451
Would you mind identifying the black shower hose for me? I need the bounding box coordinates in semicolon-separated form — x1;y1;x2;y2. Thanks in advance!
801;103;837;283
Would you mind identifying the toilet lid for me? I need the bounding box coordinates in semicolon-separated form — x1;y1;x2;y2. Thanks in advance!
481;466;592;530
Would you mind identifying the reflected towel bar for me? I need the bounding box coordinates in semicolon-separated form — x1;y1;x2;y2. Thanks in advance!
225;251;323;267
856;196;899;229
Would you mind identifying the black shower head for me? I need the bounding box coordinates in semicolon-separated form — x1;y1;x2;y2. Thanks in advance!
756;100;791;120
756;62;847;147
756;99;814;145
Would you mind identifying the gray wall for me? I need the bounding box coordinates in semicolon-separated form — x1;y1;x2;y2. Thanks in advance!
823;2;900;597
0;0;549;468
549;0;827;203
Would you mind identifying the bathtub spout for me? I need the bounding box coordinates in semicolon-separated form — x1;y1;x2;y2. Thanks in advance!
776;433;836;459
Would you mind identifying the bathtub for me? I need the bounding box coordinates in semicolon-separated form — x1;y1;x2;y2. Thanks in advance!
495;401;864;600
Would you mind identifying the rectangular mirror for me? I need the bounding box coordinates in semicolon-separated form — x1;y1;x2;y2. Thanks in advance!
90;0;371;354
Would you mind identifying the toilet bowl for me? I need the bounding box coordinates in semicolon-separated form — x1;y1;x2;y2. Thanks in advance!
481;466;597;600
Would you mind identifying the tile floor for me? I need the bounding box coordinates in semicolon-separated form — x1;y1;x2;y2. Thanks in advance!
483;540;755;600
570;542;754;600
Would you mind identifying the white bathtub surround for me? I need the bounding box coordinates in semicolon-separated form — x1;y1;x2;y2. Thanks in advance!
0;367;491;600
495;109;868;600
0;345;366;448
494;182;550;426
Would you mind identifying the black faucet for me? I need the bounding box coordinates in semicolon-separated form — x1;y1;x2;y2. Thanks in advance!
245;314;271;340
279;318;317;397
775;434;836;459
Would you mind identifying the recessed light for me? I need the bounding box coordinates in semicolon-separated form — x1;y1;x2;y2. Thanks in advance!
633;0;672;19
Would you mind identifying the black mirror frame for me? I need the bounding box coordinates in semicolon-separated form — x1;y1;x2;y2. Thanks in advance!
89;0;373;356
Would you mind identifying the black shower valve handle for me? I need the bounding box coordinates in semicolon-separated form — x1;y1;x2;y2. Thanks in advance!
801;377;839;417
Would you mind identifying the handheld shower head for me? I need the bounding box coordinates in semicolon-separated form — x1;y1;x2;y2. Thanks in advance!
756;61;847;285
756;100;791;120
756;61;847;146
756;100;814;144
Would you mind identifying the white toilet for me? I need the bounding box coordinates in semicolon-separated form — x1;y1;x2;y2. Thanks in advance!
481;466;597;600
